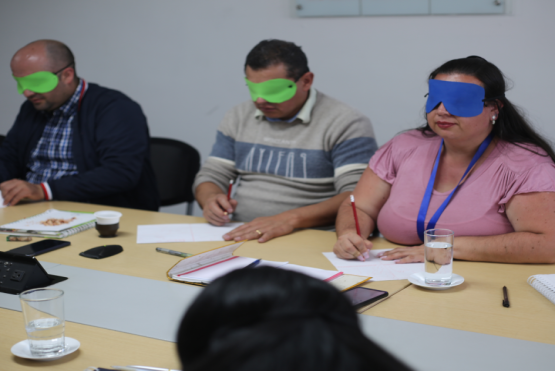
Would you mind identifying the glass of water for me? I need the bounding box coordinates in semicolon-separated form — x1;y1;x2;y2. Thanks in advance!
424;229;454;286
19;288;65;357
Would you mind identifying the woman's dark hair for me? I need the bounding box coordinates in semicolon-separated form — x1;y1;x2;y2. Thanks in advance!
245;39;310;81
177;267;412;371
420;56;555;162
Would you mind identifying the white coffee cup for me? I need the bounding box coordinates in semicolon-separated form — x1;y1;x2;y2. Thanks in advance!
94;211;122;225
94;211;122;237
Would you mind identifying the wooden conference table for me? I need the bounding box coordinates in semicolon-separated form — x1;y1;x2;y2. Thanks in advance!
1;201;554;370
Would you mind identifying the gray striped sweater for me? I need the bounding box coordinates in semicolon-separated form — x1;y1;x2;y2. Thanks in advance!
193;89;377;222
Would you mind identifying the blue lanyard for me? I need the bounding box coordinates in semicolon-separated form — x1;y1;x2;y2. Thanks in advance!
416;132;494;242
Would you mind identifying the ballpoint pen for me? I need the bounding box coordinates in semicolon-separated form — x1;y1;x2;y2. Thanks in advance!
129;366;181;371
223;179;234;216
502;286;510;308
244;259;261;269
227;179;234;201
350;195;361;237
112;366;181;371
155;247;193;258
350;195;368;261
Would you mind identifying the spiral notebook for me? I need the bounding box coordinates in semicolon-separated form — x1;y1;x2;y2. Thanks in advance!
167;241;371;290
0;209;95;238
528;274;555;306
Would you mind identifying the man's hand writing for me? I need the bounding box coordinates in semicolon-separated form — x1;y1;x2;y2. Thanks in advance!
203;194;238;226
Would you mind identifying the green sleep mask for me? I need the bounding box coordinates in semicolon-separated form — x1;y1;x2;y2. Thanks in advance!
13;71;60;94
12;62;73;94
245;78;297;103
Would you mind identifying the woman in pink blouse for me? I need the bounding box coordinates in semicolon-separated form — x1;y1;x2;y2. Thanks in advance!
334;56;555;264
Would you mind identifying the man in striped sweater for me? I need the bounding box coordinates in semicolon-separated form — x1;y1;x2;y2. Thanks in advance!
194;39;376;242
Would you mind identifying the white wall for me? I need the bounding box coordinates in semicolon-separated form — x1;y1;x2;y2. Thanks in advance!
1;0;554;215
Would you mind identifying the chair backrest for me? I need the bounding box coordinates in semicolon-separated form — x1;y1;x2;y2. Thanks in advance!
0;134;5;146
150;137;201;207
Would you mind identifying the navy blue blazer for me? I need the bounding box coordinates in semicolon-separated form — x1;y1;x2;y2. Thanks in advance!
0;83;159;211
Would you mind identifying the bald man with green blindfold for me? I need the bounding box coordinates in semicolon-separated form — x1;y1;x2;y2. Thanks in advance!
194;39;377;244
0;40;159;210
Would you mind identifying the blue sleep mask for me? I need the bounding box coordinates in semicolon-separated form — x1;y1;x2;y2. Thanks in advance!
425;79;485;117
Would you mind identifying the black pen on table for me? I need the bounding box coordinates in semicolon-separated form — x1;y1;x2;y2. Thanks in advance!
155;247;193;258
502;286;510;308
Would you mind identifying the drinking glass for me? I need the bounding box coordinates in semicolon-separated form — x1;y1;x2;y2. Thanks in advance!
19;288;65;357
424;229;454;286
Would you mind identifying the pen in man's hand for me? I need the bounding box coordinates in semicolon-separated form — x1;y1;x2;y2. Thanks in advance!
502;286;510;308
156;247;193;258
227;179;234;201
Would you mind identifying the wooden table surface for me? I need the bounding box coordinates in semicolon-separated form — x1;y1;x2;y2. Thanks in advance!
364;259;555;344
1;201;554;370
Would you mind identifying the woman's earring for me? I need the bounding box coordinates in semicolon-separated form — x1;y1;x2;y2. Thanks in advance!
491;115;497;125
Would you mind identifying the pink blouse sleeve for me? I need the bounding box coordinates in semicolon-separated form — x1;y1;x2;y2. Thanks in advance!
369;137;398;184
498;162;555;211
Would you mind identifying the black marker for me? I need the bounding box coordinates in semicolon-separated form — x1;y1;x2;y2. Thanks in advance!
502;286;510;308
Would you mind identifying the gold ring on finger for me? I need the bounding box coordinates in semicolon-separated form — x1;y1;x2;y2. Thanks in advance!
255;229;262;236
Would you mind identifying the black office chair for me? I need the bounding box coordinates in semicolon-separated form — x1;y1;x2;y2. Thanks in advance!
150;137;201;215
0;134;5;146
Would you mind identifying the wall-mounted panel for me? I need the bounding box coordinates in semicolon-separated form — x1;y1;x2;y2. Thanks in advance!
297;0;506;17
362;0;429;16
296;0;360;17
430;0;505;15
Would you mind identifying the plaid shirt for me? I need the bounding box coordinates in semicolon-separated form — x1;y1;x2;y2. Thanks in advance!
26;80;87;185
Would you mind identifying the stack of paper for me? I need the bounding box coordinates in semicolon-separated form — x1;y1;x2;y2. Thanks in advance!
167;242;369;289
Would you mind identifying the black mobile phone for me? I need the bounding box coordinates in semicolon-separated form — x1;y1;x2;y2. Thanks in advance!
8;240;71;257
344;287;388;309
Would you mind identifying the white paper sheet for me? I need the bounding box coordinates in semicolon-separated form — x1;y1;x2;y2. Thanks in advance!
323;249;424;281
136;223;244;243
0;192;5;208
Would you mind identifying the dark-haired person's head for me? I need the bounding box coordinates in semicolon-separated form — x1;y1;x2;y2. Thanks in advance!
11;39;79;112
422;56;555;161
177;267;412;371
243;40;314;120
245;39;309;81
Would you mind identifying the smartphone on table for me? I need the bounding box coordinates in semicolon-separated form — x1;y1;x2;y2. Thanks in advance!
8;240;71;257
344;287;388;309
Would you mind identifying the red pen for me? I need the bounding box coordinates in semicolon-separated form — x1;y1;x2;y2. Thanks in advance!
227;179;234;201
350;195;361;237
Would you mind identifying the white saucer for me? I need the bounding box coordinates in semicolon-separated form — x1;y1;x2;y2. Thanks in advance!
11;337;80;361
408;272;464;290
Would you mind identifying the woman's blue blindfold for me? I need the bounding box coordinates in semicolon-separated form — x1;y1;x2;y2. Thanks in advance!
426;79;485;117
